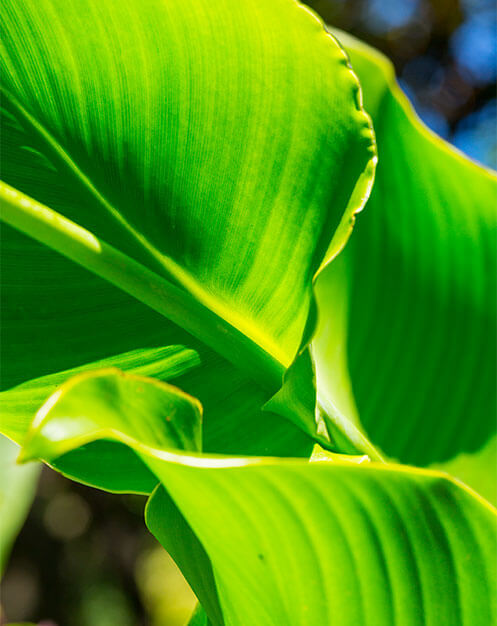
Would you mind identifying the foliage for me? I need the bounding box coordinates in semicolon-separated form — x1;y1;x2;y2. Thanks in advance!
1;1;496;624
0;435;39;573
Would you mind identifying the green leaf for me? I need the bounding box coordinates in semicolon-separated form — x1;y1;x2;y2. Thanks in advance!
1;346;200;446
18;368;224;621
0;0;375;370
1;346;200;493
15;366;202;494
20;374;497;626
150;486;222;626
147;460;496;626
19;369;202;462
0;435;39;573
314;31;497;491
0;0;375;464
188;604;210;626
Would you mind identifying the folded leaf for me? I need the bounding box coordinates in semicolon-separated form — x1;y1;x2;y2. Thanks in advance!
20;372;497;626
1;346;202;493
14;365;203;494
20;369;202;462
1;346;200;446
0;0;375;461
315;31;497;488
2;341;313;493
0;229;312;474
18;369;223;621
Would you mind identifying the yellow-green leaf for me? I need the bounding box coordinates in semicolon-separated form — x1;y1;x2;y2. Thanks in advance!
0;0;375;470
20;372;497;626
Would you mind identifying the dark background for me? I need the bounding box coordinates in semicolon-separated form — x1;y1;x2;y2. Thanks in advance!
2;1;496;625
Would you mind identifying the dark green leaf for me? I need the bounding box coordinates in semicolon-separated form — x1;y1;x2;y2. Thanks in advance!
315;31;497;497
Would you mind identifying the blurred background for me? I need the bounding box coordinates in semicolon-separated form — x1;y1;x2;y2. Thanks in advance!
311;0;496;167
1;1;496;625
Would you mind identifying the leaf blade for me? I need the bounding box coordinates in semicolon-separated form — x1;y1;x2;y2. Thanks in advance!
315;31;497;492
20;373;497;626
1;0;375;366
1;0;376;462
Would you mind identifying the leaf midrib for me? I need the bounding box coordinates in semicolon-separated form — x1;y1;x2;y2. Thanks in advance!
2;90;378;457
2;88;175;280
0;180;386;458
3;89;294;366
0;181;285;394
1;90;298;384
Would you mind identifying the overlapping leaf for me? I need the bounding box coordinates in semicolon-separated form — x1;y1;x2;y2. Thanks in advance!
0;0;375;474
314;31;497;500
15;369;224;624
2;338;315;493
3;6;494;625
20;369;497;626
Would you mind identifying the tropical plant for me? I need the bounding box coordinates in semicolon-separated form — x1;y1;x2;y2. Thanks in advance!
1;1;496;624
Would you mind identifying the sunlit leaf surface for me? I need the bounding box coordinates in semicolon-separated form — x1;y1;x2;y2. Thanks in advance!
20;372;497;626
0;0;375;470
1;3;495;623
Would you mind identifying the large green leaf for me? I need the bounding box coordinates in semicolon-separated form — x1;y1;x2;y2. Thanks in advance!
1;0;373;363
147;461;496;626
0;0;375;467
20;371;497;626
314;31;497;490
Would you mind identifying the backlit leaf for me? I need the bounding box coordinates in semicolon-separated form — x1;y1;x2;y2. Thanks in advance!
0;0;375;469
20;373;497;626
314;31;497;498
